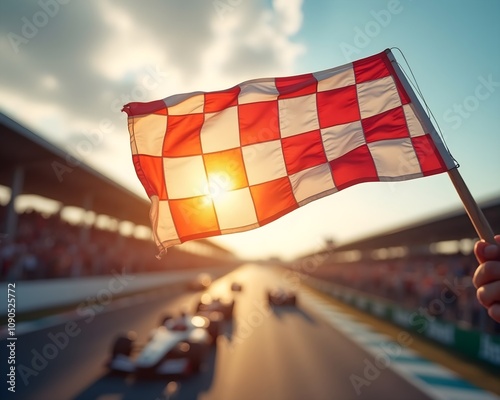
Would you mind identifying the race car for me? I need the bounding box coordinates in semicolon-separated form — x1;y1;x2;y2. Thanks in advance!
195;294;235;320
267;288;297;306
107;314;218;378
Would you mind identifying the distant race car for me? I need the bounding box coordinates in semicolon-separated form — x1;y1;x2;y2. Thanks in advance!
230;282;243;292
267;288;297;306
195;294;235;320
107;313;220;378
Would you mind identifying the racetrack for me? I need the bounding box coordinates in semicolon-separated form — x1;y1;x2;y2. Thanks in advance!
2;264;496;400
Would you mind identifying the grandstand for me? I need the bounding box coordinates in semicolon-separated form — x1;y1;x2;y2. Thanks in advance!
0;112;237;280
294;195;500;334
335;196;500;261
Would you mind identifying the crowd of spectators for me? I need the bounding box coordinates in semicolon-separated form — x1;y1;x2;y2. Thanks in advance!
0;206;236;281
0;206;158;280
310;252;500;333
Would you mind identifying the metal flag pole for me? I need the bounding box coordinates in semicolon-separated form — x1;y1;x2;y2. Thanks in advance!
386;48;496;244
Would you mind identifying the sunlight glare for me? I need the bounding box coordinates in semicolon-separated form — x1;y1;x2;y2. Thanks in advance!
205;172;232;200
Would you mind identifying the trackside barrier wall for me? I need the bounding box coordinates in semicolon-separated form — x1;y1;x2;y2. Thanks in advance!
306;277;500;369
0;266;235;316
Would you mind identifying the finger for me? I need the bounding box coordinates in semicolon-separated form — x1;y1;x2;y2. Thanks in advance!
473;260;500;288
476;280;500;308
474;235;500;264
488;303;500;324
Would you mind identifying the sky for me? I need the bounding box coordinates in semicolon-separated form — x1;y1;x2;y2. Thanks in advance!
0;0;499;261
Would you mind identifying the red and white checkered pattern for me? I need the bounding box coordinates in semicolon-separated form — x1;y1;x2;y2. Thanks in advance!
124;50;454;253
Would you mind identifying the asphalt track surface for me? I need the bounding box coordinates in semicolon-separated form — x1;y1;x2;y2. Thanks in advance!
2;264;435;400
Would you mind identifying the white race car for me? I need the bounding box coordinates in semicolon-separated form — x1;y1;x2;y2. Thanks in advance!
108;314;219;378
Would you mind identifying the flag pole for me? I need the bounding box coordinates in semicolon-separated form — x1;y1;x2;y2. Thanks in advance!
447;168;495;243
386;49;496;244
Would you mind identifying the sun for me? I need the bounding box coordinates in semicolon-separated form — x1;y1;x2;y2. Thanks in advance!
205;172;232;200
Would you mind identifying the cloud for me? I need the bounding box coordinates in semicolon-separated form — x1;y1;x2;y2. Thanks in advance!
0;87;68;138
197;0;306;89
273;0;304;35
90;1;170;82
0;0;306;193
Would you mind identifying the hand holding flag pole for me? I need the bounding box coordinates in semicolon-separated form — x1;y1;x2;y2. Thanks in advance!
389;50;500;323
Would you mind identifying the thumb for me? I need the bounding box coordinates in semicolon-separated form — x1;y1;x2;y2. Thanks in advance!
474;235;500;264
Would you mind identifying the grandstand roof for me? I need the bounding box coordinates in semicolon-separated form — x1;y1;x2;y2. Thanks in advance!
335;196;500;252
0;111;151;226
0;112;234;256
